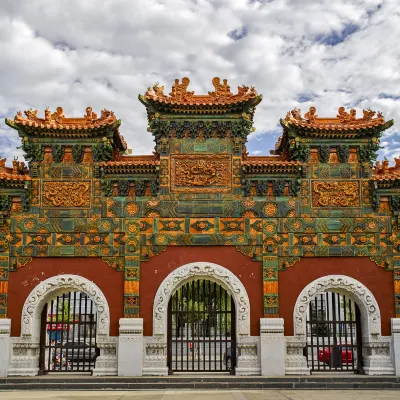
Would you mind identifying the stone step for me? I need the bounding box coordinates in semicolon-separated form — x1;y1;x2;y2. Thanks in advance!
0;376;400;390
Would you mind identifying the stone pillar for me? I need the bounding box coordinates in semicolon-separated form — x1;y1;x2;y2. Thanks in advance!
0;319;11;377
392;318;400;375
118;318;143;376
260;318;285;376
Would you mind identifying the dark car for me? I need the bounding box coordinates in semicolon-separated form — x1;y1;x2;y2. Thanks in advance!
223;346;237;370
63;341;98;362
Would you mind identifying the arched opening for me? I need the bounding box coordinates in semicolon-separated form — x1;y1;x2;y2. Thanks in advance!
304;291;362;373
167;279;236;373
39;291;100;373
8;275;112;377
291;275;389;375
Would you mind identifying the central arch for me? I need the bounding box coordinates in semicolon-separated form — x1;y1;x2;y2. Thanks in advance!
153;262;251;337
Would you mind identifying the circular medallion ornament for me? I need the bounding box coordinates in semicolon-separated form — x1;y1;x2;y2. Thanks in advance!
264;203;277;216
127;222;139;234
126;202;139;216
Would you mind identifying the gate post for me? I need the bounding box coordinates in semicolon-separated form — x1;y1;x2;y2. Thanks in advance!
260;318;285;376
392;318;400;375
118;318;143;376
0;319;11;377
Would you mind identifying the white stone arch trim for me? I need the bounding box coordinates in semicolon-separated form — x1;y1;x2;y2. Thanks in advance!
21;274;110;338
293;275;381;338
153;262;251;336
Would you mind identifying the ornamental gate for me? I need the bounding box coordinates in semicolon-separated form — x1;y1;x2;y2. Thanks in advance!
304;292;363;373
167;280;236;373
39;291;100;373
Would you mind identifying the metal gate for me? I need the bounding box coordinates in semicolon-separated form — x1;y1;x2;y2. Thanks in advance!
305;292;362;373
40;291;99;373
167;279;236;373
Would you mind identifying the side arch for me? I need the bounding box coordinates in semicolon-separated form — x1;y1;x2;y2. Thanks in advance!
21;274;110;338
293;274;381;339
153;262;251;336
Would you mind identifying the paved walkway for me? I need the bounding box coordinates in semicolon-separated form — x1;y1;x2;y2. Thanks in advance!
0;390;399;399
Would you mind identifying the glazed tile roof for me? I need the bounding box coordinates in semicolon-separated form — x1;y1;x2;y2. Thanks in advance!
143;77;259;105
7;107;118;130
372;158;400;181
5;107;127;150
242;156;301;166
139;77;262;115
99;155;159;174
242;156;302;174
0;158;30;183
282;106;391;132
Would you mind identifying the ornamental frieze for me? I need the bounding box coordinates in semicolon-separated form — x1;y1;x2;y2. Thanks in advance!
312;180;359;207
170;154;232;193
42;181;91;208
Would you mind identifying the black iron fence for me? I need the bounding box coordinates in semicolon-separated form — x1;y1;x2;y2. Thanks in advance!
167;279;236;373
40;291;99;373
305;291;362;373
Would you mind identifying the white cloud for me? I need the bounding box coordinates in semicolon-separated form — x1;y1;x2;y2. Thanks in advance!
0;0;399;165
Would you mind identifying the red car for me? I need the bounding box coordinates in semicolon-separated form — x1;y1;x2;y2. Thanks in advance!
318;347;353;364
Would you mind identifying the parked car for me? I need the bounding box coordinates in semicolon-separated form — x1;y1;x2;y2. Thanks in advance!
63;341;98;362
223;346;237;370
318;347;353;365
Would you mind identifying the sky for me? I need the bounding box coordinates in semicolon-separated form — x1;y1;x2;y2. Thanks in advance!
0;0;399;165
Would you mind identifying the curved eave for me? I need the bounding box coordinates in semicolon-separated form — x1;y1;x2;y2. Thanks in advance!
0;175;30;188
138;94;262;116
281;119;393;137
5;118;121;137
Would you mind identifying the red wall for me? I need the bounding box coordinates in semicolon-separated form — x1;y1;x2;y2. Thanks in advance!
7;258;124;337
140;246;263;336
279;257;395;336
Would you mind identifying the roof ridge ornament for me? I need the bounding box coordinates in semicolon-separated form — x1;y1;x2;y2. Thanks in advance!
142;77;259;106
284;106;385;126
208;77;232;100
170;77;194;101
12;106;117;126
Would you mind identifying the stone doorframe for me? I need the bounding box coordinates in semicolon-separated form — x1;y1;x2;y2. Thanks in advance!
152;261;251;337
8;274;117;376
144;262;252;376
286;274;394;375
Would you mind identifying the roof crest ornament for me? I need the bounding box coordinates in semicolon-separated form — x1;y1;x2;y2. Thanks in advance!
170;77;194;102
11;107;117;126
208;77;232;100
373;157;400;175
142;77;259;106
284;106;385;127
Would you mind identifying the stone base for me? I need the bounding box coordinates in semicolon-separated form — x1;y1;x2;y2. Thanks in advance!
7;338;40;377
285;336;310;376
93;336;118;376
363;338;395;376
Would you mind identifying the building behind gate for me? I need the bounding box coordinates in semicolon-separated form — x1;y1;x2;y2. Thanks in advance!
1;77;400;376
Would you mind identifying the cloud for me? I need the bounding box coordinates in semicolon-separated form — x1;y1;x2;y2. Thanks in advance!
0;0;399;165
